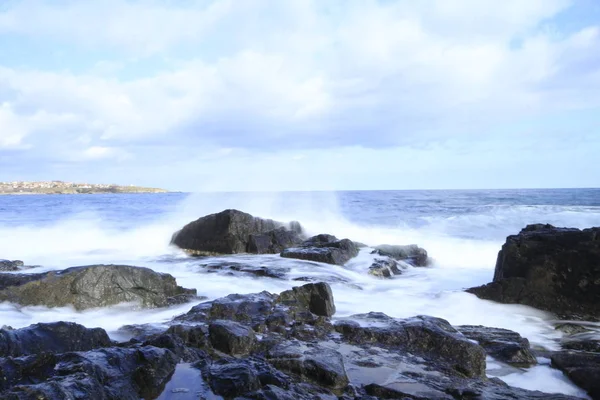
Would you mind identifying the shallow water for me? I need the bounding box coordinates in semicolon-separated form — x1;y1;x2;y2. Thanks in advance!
1;189;599;397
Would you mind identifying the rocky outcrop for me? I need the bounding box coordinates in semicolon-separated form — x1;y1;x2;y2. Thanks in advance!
171;209;304;255
0;346;178;399
0;282;588;399
0;260;25;272
0;264;196;310
551;351;600;400
467;224;600;320
0;322;112;358
280;234;359;265
371;244;429;266
457;325;537;367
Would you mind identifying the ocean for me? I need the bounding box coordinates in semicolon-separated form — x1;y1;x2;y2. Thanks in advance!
1;188;599;397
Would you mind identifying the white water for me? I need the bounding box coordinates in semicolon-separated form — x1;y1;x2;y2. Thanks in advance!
1;191;599;398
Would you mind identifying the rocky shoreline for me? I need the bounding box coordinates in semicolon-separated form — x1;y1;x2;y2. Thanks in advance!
0;211;598;399
0;181;168;195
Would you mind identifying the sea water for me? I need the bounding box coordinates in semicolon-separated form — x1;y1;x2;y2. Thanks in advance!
1;188;599;397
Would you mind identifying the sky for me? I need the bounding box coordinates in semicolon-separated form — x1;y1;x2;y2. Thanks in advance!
0;0;599;192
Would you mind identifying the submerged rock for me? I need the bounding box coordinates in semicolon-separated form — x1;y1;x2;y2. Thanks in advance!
371;244;429;266
280;234;359;265
467;224;600;320
457;325;537;366
171;209;304;255
0;264;197;310
0;322;112;358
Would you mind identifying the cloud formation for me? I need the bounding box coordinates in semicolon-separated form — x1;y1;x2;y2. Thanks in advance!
0;0;598;190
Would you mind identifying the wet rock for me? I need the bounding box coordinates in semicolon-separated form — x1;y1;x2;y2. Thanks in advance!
365;382;453;399
0;264;197;310
209;320;257;356
371;244;429;266
0;322;112;358
143;333;206;362
176;291;278;327
165;324;209;349
551;351;600;399
0;260;24;272
457;325;537;366
467;224;600;320
202;261;290;279
207;360;261;397
267;341;349;390
335;313;486;378
171;209;304;255
368;257;403;278
278;282;336;317
280;234;359;265
0;346;178;399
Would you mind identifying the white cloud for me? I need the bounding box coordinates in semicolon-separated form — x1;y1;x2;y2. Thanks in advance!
0;0;598;190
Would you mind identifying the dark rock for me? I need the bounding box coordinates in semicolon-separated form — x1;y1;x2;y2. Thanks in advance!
0;346;178;399
0;264;197;310
202;261;290;279
0;322;111;358
143;333;206;362
277;282;336;317
335;313;486;378
170;209;304;255
467;224;600;320
457;325;537;366
0;260;24;272
209;320;257;355
208;360;261;397
364;382;452;399
176;291;278;326
280;234;359;265
551;351;600;399
371;244;429;266
267;341;349;390
368;257;403;278
165;324;209;349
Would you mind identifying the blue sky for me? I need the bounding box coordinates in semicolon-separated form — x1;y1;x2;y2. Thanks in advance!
0;0;599;191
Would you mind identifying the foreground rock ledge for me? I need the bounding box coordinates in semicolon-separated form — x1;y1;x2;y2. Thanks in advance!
0;264;197;310
0;282;587;399
171;209;305;255
467;223;600;321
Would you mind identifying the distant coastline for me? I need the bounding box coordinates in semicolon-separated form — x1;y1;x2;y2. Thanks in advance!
0;181;168;195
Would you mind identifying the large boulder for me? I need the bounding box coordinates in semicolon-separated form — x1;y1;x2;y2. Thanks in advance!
371;244;429;266
467;224;600;320
0;322;112;358
280;234;359;265
171;209;304;255
0;264;197;310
